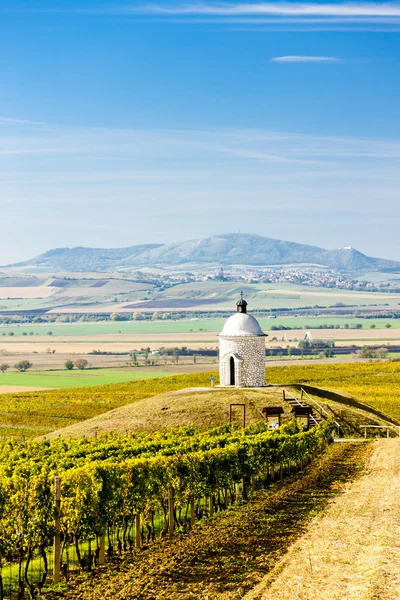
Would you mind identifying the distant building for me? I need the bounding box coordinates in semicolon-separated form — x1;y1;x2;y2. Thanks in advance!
218;294;267;387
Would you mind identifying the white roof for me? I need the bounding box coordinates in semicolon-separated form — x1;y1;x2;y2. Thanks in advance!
219;312;266;337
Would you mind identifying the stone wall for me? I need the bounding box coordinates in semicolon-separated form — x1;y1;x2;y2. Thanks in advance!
220;336;265;387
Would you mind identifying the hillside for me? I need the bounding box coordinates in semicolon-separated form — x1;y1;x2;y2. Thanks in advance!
2;362;400;441
43;381;398;441
7;233;400;274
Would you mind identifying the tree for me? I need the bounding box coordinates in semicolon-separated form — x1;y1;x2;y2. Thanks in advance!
14;360;33;372
74;358;88;370
357;346;375;359
370;324;376;329
47;331;53;336
376;347;388;360
110;313;122;321
0;364;9;373
133;312;145;321
65;360;74;370
386;323;392;329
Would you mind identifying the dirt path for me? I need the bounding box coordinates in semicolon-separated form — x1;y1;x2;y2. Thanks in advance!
247;439;400;600
0;385;50;393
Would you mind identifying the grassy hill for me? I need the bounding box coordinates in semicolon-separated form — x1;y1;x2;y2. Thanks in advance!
1;362;399;440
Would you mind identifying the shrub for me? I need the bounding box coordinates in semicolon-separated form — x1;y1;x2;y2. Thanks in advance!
74;358;89;370
14;360;33;372
65;360;74;370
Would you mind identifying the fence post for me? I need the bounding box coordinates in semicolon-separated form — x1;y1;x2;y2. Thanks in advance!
190;498;195;526
53;476;61;584
235;482;240;502
135;513;142;549
223;488;229;508
99;536;105;565
209;495;214;517
168;488;174;538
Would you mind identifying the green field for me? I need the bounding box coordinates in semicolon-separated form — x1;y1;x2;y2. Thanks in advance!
0;369;175;388
0;315;399;337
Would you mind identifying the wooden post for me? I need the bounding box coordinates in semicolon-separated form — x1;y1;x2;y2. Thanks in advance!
190;498;195;526
282;389;286;401
223;488;229;509
364;427;367;439
99;536;105;565
209;495;214;517
387;427;390;439
168;488;174;538
53;476;61;584
135;513;141;549
235;482;240;502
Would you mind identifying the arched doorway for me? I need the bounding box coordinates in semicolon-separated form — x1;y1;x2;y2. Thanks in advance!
230;356;235;386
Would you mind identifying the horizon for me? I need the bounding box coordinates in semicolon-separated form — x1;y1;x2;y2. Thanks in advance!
1;0;399;262
5;231;389;265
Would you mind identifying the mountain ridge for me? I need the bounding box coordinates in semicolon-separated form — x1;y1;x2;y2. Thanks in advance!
5;234;400;274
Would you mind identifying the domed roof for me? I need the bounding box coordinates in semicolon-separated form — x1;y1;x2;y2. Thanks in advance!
220;312;266;337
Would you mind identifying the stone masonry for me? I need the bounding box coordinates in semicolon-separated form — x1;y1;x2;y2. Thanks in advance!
219;336;266;387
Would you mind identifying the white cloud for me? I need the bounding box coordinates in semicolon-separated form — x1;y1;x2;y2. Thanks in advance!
134;2;400;18
0;117;48;126
271;55;340;63
0;122;399;262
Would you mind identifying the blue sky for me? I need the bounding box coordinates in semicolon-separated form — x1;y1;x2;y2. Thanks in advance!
1;1;399;263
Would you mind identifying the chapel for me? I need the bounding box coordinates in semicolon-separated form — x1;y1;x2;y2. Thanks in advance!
219;294;267;387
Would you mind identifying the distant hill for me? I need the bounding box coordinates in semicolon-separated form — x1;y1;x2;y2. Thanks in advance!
7;244;162;272
6;234;400;274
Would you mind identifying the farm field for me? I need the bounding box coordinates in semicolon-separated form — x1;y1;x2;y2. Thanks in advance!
1;278;400;314
0;369;174;389
0;317;400;362
0;315;399;336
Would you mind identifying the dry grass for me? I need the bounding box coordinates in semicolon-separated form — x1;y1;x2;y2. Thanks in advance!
247;439;400;600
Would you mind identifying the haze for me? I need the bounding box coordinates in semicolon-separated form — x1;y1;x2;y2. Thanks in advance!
1;0;399;263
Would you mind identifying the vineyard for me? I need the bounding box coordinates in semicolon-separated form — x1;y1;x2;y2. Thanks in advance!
266;361;400;420
0;372;215;440
0;419;333;598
